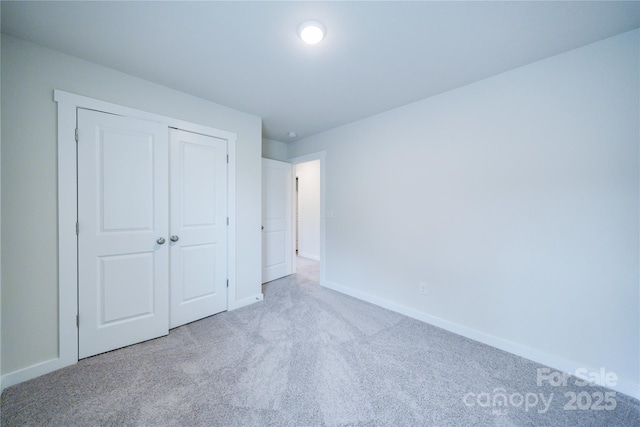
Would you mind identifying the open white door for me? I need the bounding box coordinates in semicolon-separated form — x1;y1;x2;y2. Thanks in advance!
262;158;292;283
77;109;169;359
169;129;228;328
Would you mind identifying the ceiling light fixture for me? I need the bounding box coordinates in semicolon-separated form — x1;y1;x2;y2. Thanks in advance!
287;131;297;138
298;20;326;45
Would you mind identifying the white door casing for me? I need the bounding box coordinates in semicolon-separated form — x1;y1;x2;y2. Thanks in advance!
170;129;228;328
20;90;240;392
262;158;293;283
77;109;169;359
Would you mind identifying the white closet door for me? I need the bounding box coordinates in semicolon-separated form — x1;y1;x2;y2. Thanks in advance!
170;129;228;328
262;158;292;283
77;109;169;359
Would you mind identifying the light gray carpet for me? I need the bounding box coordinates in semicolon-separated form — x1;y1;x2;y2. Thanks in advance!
2;257;639;426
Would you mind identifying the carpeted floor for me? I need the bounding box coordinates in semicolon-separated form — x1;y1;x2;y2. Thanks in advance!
2;257;639;426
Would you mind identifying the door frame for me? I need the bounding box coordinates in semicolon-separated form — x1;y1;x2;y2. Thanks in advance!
289;152;326;283
54;90;237;370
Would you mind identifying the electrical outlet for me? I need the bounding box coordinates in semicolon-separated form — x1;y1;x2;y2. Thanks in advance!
419;281;427;295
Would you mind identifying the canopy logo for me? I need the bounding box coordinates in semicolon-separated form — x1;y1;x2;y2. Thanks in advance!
463;367;619;416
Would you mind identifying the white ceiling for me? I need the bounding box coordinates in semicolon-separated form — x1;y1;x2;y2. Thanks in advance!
2;1;639;142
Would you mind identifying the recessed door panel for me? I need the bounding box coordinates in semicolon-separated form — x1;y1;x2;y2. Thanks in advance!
182;143;217;227
100;253;154;323
265;231;286;266
264;167;288;219
181;244;217;301
100;131;154;232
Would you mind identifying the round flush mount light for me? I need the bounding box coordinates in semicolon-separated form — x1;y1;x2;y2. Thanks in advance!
298;20;326;44
287;131;297;138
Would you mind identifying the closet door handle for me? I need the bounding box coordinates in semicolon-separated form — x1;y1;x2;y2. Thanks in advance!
170;235;179;242
156;237;166;245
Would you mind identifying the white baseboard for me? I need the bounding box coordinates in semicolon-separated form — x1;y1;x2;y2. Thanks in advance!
1;356;75;391
4;285;637;401
321;279;640;400
3;294;265;391
230;293;264;311
297;252;320;261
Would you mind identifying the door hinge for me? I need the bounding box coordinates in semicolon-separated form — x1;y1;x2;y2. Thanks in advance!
227;279;229;288
76;314;79;328
227;217;229;225
76;222;79;235
75;128;79;143
227;154;229;163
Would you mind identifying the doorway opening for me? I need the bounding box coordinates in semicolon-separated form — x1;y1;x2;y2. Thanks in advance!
294;160;321;261
290;152;326;285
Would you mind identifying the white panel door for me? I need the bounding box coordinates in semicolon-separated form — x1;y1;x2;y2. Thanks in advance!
78;109;169;359
170;129;228;328
262;158;292;283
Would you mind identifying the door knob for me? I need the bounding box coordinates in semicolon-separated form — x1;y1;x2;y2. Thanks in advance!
156;237;166;245
170;235;179;242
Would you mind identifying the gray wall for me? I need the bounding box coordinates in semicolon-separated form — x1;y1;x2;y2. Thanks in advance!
1;36;263;374
262;138;289;161
289;30;639;389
